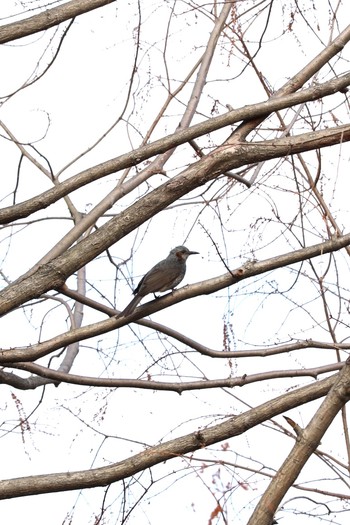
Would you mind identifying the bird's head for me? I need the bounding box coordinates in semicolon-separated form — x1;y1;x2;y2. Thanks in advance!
171;246;199;261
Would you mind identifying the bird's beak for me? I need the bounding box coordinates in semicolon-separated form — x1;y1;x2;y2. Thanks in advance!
189;250;199;255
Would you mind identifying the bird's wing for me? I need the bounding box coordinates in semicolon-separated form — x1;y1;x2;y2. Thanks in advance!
137;264;182;294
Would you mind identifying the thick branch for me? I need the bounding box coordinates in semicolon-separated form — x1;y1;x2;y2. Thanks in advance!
1;73;349;225
0;127;349;319
1;234;350;361
0;374;336;500
0;0;116;44
248;360;350;525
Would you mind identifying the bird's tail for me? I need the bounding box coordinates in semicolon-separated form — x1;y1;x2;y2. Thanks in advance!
118;295;142;317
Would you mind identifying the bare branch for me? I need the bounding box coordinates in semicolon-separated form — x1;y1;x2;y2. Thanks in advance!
0;0;116;44
0;374;336;500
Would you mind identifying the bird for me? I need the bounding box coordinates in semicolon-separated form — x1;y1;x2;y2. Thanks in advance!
119;246;198;317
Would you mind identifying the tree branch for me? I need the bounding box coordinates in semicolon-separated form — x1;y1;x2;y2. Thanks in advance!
248;360;350;525
3;360;343;390
0;374;337;500
1;234;350;360
1;72;349;225
0;0;116;44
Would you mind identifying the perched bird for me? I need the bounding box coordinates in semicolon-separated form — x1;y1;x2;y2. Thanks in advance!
119;246;198;317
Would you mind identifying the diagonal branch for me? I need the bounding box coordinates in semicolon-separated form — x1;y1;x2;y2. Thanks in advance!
1;233;350;361
0;374;337;500
247;359;350;525
1;72;349;225
0;0;116;44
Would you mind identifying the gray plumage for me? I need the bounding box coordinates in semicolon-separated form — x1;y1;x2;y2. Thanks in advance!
119;246;198;317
